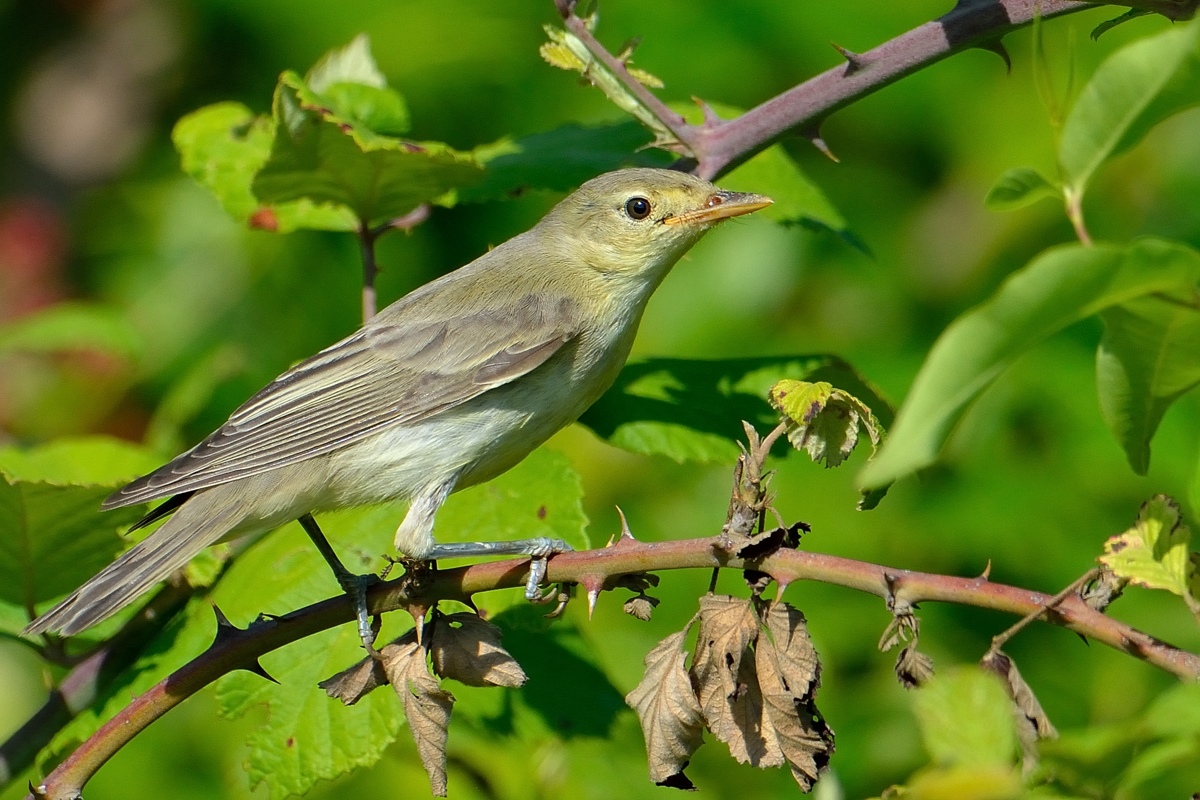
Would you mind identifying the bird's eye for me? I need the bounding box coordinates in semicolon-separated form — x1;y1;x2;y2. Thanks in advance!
625;196;652;220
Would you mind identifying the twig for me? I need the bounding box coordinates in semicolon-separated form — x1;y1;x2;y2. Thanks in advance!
25;538;1200;800
985;567;1100;659
357;205;431;323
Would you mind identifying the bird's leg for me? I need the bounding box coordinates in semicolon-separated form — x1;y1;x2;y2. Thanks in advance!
424;538;573;600
299;513;379;651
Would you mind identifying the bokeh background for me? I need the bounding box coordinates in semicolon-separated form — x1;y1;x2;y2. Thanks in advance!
2;1;1199;798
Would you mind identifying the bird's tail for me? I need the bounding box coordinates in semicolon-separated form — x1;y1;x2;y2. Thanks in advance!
24;492;244;637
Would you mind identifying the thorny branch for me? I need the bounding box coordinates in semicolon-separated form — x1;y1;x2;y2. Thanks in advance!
25;519;1200;799
555;0;1198;179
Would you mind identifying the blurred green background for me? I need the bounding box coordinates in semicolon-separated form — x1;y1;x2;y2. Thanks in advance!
2;1;1199;798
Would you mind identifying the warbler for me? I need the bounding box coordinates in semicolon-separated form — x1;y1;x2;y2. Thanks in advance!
25;168;771;643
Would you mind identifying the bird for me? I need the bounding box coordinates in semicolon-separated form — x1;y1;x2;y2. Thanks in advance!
24;167;772;645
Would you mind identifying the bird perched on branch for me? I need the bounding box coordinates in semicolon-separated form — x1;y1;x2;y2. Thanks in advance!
25;168;771;647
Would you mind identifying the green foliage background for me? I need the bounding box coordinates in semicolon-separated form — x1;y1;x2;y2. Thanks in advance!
1;1;1199;798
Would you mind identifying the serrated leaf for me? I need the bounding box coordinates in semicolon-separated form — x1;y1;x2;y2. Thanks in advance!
861;238;1200;491
464;121;671;203
755;602;833;790
214;501;404;798
1096;294;1200;475
581;355;892;465
769;379;884;468
217;628;405;800
691;595;781;767
1060;18;1200;199
0;438;158;610
429;612;526;688
172;102;356;232
539;41;586;72
626;629;705;786
912;667;1018;769
433;447;589;557
1100;496;1198;615
984;167;1060;212
382;638;455;796
253;73;482;226
0;302;141;360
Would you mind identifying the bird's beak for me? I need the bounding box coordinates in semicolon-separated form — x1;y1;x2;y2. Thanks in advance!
662;190;773;226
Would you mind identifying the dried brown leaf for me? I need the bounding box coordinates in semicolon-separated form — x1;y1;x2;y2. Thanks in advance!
626;630;705;787
429;612;526;688
981;650;1057;769
382;639;455;796
760;602;820;698
692;594;759;704
690;596;781;767
895;643;935;689
318;629;417;705
755;603;834;790
624;594;659;621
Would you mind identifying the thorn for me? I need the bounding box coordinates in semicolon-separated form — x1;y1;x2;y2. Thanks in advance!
587;588;600;619
245;658;279;684
979;560;992;580
804;126;839;162
691;96;723;127
616;506;636;542
830;42;867;74
975;39;1012;74
210;604;246;648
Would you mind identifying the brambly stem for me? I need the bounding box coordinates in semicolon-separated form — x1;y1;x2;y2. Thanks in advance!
25;538;1200;800
555;1;1200;180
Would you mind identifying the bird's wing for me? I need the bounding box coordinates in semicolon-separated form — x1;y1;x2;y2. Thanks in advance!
104;293;579;508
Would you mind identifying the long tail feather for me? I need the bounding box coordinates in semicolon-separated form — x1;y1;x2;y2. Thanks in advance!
24;492;243;637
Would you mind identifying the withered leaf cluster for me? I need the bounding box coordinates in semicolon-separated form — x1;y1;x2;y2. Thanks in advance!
318;611;525;796
626;594;834;791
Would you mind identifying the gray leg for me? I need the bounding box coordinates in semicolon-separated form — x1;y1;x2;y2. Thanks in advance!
426;538;573;599
299;514;378;650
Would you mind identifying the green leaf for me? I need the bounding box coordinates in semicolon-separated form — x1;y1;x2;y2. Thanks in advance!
0;302;141;360
218;627;404;800
0;437;157;610
912;667;1017;768
463;121;671;203
984;167;1060;212
213;502;405;799
1059;18;1200;199
0;436;161;485
253;73;483;226
172;102;357;232
1099;495;1198;615
860;238;1200;491
580;355;892;466
1096;294;1200;474
769;379;889;509
305;33;387;93
434;447;590;555
720;143;851;245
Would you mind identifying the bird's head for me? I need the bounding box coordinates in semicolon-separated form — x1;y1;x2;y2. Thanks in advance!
539;168;772;280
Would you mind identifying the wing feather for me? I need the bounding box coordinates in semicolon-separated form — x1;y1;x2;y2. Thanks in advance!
104;292;579;508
